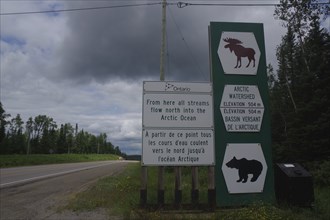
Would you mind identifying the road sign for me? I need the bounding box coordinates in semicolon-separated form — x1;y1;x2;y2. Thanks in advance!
210;22;274;206
221;143;267;194
220;85;264;132
218;32;260;75
143;93;213;128
142;81;214;166
142;129;214;166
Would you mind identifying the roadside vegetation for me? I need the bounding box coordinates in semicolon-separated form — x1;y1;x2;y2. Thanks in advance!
0;154;121;168
64;163;330;219
0;104;126;157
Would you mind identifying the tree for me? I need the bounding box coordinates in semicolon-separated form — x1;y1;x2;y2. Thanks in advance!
271;0;330;163
275;0;329;67
75;130;88;153
0;102;10;142
7;114;26;153
114;146;121;155
297;16;330;160
0;103;11;154
97;133;108;154
26;117;33;154
0;104;124;155
65;123;74;154
28;115;57;153
57;124;66;153
270;26;300;161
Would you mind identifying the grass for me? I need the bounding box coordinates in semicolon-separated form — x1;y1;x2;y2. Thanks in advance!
0;154;121;168
65;163;330;219
65;163;141;218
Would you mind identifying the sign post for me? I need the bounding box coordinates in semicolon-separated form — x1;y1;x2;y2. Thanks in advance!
209;22;275;206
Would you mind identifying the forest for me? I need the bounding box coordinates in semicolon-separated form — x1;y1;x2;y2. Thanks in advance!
269;0;329;185
0;104;125;157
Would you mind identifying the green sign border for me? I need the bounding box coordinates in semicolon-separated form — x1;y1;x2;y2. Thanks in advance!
209;22;275;206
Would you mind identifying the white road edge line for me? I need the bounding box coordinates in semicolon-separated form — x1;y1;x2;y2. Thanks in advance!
0;161;123;188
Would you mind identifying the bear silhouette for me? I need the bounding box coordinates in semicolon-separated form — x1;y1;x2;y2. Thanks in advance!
226;156;263;183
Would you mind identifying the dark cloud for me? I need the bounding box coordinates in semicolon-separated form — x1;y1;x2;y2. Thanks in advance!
56;3;218;83
56;2;284;84
57;4;162;83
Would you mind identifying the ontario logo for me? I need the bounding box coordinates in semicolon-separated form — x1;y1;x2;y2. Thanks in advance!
165;83;191;92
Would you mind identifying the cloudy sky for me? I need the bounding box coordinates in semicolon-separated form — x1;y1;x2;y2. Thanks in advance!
0;0;290;155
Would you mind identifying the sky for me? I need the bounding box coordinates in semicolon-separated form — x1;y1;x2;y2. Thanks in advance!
0;0;294;155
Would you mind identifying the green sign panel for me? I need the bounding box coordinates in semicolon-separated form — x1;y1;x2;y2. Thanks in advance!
209;22;275;206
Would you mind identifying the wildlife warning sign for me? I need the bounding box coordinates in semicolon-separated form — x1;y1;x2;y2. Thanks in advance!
209;22;275;206
221;143;267;194
218;32;260;75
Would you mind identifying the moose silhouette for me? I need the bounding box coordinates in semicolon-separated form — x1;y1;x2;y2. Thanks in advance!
223;38;256;68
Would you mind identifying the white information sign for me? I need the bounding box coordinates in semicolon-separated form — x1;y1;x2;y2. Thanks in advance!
220;85;264;132
221;143;267;194
218;32;260;75
143;93;213;128
142;81;214;166
142;129;214;165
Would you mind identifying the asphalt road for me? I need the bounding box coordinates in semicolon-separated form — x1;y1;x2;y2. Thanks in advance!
0;160;135;219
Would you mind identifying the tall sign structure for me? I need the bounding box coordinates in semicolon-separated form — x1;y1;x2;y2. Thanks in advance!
209;22;275;206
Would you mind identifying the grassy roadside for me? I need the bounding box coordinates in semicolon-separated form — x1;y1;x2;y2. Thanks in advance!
0;154;121;168
64;163;330;219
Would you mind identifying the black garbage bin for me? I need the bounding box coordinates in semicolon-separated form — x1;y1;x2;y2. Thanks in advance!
274;163;314;207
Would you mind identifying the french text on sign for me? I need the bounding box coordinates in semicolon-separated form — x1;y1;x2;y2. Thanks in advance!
142;129;215;166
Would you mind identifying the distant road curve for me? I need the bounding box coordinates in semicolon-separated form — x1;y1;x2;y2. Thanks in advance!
0;160;131;188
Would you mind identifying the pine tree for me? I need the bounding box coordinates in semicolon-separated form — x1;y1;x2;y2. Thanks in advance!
272;0;330;162
0;102;11;153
